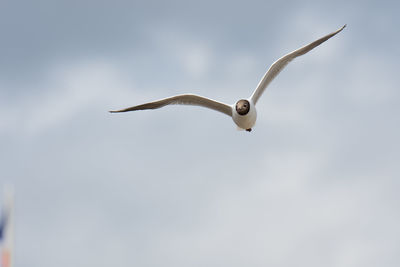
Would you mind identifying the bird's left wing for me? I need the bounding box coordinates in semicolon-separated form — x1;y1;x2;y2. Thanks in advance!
250;24;346;104
110;94;233;117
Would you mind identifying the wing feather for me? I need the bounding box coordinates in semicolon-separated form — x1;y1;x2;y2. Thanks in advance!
110;94;232;117
251;25;346;104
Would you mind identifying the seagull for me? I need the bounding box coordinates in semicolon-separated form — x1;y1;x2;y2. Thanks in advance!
110;25;346;132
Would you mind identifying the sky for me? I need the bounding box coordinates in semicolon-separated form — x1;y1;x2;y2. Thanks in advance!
1;0;400;266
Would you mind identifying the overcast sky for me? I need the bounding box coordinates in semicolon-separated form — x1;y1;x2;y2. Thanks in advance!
1;0;400;266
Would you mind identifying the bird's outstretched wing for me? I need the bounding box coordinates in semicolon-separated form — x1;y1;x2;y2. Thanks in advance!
250;24;346;104
109;94;233;117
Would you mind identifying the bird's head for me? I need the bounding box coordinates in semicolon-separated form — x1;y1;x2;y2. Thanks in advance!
235;99;250;115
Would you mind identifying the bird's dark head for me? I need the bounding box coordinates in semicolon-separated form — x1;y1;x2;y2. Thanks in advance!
235;99;250;115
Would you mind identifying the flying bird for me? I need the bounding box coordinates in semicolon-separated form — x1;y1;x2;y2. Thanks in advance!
110;25;346;132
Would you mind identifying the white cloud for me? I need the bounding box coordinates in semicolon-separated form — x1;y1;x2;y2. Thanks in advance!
180;44;212;78
0;59;143;136
343;54;399;106
147;26;214;79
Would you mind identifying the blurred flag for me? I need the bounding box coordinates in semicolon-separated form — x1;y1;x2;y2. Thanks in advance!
0;186;13;267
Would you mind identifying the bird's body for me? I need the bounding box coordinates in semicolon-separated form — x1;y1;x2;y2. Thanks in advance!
232;99;257;131
110;25;346;132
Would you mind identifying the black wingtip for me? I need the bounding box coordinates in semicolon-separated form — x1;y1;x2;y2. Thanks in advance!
334;24;346;35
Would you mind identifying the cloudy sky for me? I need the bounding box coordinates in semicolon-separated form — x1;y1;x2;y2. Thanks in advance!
1;0;399;266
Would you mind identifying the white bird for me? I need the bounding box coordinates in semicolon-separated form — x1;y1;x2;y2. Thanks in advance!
110;25;346;132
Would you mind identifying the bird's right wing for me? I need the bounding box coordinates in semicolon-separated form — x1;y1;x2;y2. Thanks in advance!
109;94;233;117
